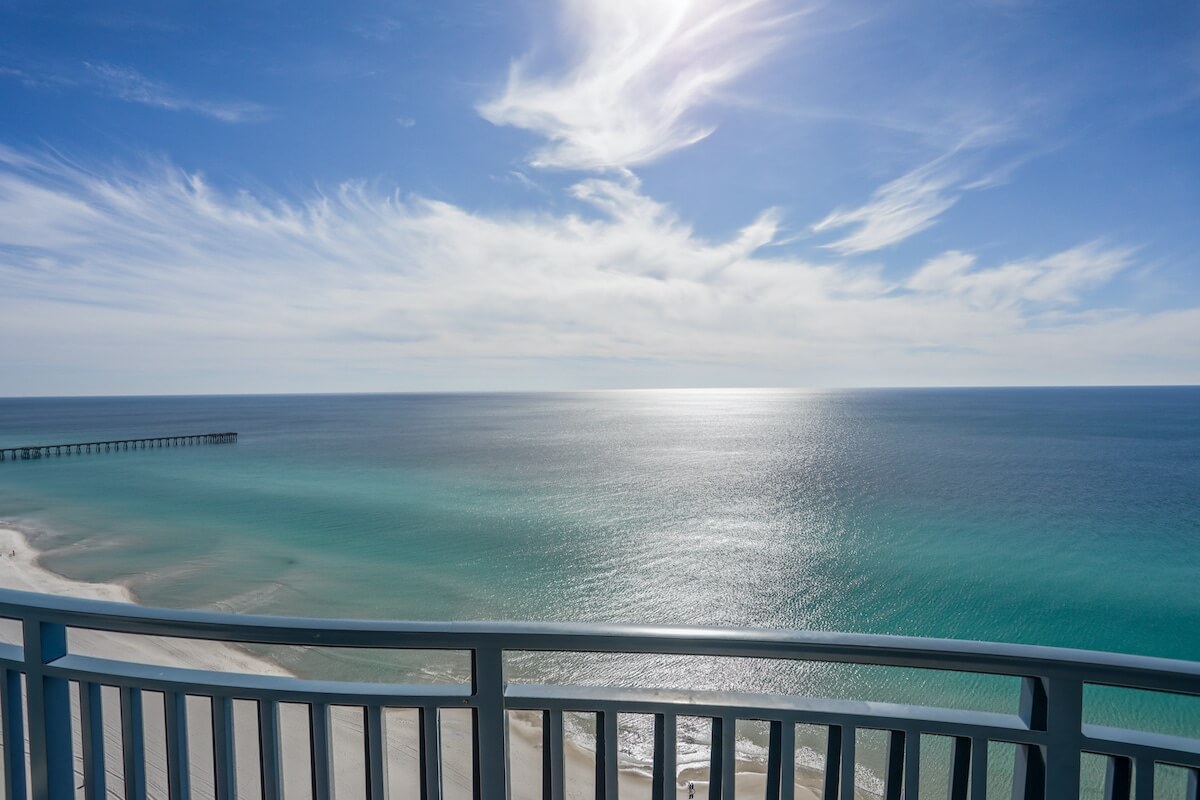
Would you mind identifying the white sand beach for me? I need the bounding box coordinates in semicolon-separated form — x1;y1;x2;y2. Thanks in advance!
0;526;852;799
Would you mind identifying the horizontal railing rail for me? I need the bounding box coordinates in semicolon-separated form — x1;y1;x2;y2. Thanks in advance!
0;587;1195;800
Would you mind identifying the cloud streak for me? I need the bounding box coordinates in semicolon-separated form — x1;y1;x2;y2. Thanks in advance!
478;0;791;170
83;63;268;123
812;160;964;254
906;245;1134;310
1;149;1191;392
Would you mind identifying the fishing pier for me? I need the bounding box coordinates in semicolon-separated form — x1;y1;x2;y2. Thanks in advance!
0;432;237;461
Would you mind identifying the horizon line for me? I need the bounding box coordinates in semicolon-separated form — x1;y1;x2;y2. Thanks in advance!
1;383;1198;401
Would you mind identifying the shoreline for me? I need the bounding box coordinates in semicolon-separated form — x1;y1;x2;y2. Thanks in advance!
0;523;859;798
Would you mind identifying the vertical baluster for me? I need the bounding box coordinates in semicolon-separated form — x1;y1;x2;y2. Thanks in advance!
882;731;904;800
708;716;724;800
779;721;795;800
259;700;282;800
1186;768;1199;800
969;738;987;800
24;620;73;800
309;703;334;800
1013;678;1047;800
423;707;443;800
902;731;919;800
839;727;855;800
1;667;28;800
164;691;190;800
364;705;389;800
1133;758;1154;800
766;722;783;800
1104;755;1132;800
542;710;564;800
212;696;237;800
720;716;736;800
79;682;105;800
652;713;676;800
948;736;971;800
595;710;618;800
120;687;146;800
472;648;508;800
822;726;842;800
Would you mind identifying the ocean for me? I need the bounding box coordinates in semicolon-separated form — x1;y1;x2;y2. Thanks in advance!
1;388;1197;794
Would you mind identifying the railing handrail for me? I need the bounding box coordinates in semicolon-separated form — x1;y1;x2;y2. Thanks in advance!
1;587;1197;696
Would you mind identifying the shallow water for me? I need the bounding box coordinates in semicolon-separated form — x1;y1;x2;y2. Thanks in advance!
1;388;1197;792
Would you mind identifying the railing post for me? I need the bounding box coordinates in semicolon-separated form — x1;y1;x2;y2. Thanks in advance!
766;721;783;800
778;720;795;800
823;725;842;800
597;710;619;800
365;705;390;800
1104;756;1132;800
839;726;856;800
310;703;334;800
121;687;147;800
1014;676;1081;800
23;618;73;800
903;729;919;800
970;738;988;800
708;716;724;800
260;700;283;800
1013;677;1046;800
1045;676;1083;800
1;667;28;799
212;696;237;800
882;730;903;800
948;736;971;800
472;647;509;800
423;707;444;800
652;713;676;800
164;691;190;800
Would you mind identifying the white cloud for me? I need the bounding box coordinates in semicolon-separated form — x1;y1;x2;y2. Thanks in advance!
906;244;1133;310
478;0;791;170
813;160;962;254
0;149;1191;393
83;62;267;123
810;118;1028;256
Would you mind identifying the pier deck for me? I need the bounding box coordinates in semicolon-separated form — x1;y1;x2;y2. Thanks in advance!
0;432;237;461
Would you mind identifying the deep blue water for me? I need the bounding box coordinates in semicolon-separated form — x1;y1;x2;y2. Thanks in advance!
1;388;1197;789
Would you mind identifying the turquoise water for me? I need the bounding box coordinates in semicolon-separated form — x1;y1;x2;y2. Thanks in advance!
1;388;1197;788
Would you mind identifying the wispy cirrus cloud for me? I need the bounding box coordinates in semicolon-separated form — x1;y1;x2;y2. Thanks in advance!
1;148;1189;393
811;123;1030;256
478;0;793;171
1;60;267;123
0;65;76;90
813;160;963;255
83;62;268;123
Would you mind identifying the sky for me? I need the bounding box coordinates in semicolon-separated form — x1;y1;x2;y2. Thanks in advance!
1;0;1198;394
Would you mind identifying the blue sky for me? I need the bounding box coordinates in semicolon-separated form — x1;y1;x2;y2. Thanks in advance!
1;0;1197;393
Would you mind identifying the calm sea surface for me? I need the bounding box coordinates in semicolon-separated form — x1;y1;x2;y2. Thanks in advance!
1;388;1197;789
